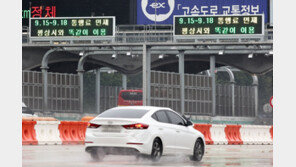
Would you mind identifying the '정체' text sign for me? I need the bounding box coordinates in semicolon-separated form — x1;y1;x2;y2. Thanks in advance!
30;16;115;39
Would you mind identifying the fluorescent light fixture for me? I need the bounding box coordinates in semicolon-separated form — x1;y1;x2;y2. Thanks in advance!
111;53;117;59
218;50;224;55
269;50;273;55
79;51;84;56
159;54;164;59
248;53;253;58
126;52;131;56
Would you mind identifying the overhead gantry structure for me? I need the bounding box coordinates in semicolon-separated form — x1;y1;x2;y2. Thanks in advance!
34;41;272;116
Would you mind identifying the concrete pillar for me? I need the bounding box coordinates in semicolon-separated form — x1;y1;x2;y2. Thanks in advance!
95;69;101;114
210;56;216;116
122;74;127;90
178;50;185;115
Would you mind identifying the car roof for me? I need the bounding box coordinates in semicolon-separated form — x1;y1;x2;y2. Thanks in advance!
110;106;171;111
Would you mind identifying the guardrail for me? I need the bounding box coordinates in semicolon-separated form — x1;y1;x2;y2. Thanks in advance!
22;25;273;44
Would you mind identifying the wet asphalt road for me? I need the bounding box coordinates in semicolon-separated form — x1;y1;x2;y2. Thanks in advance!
23;145;273;167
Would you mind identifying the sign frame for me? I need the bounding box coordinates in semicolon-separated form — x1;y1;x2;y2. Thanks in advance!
29;16;116;41
173;14;264;39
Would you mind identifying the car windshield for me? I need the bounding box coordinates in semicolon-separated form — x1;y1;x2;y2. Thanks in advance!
98;108;149;118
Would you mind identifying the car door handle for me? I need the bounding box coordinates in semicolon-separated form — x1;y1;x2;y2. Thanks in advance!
176;130;180;133
159;128;163;130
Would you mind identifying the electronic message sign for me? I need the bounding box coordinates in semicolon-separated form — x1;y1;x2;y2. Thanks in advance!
174;14;263;37
30;16;115;39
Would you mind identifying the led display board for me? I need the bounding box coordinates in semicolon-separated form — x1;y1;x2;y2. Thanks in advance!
30;16;115;39
174;14;263;37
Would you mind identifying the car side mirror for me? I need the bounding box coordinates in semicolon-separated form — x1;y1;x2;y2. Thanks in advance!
186;120;193;126
182;115;193;126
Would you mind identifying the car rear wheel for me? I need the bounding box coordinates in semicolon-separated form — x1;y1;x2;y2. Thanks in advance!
190;138;204;161
150;138;162;162
90;149;105;161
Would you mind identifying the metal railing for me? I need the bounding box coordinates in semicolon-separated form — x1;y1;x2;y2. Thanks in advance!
150;71;213;116
151;70;256;117
22;70;80;113
23;70;256;117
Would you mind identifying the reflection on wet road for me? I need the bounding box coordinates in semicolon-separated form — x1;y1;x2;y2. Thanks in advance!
23;145;273;167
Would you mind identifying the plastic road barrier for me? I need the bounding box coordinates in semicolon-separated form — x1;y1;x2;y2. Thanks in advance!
194;124;213;144
58;121;88;145
240;125;272;145
22;121;38;145
225;125;243;145
210;124;228;145
253;125;273;145
240;125;257;145
34;121;62;145
22;117;57;121
22;121;273;145
81;116;95;122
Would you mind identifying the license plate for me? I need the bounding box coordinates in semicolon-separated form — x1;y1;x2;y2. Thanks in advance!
102;126;121;133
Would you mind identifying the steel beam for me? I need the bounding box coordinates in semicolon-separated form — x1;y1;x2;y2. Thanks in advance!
77;51;99;114
178;50;185;115
147;47;151;106
40;48;61;114
142;44;147;106
208;67;236;116
41;68;48;114
122;74;127;90
252;74;259;117
222;67;236;116
96;69;101;114
210;56;216;117
78;71;84;113
60;49;273;55
24;41;273;47
142;44;151;106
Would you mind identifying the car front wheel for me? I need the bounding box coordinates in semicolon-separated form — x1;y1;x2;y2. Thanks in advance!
190;138;204;161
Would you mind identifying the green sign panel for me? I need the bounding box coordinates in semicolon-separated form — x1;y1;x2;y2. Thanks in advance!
30;16;115;38
174;15;263;36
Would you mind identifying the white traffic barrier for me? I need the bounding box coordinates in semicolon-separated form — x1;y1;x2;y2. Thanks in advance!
210;124;228;145
34;121;62;145
240;125;257;144
240;125;273;145
256;125;273;145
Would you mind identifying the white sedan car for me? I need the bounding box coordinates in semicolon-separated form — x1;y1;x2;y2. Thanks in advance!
85;106;205;162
